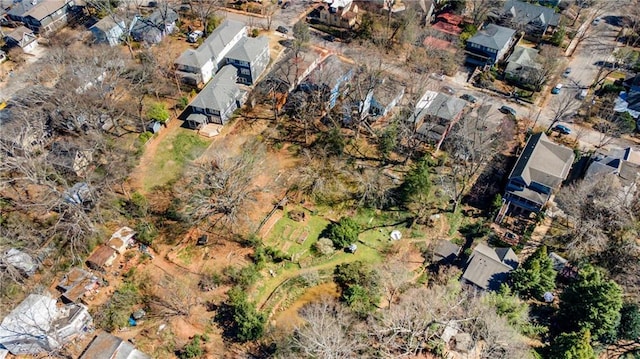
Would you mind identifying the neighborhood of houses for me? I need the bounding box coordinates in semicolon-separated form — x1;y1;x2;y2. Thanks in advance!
0;0;639;356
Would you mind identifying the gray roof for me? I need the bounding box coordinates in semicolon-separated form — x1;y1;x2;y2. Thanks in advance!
462;243;519;290
3;248;37;276
509;132;574;188
24;0;69;21
467;24;515;51
91;16;125;33
7;0;36;17
505;46;541;74
503;0;560;28
433;240;460;262
586;147;640;184
79;332;151;359
189;65;240;111
131;8;177;35
414;91;467;122
548;252;568;271
372;76;405;106
225;35;268;63
175;19;246;69
0;294;57;354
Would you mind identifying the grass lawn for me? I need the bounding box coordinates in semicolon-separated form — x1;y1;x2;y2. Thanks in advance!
143;129;211;191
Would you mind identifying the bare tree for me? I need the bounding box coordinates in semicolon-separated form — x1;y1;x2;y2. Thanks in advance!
547;93;581;132
376;259;413;307
468;0;501;27
190;0;222;36
529;45;562;92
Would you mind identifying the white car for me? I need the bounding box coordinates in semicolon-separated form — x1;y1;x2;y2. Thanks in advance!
187;30;203;43
592;17;601;25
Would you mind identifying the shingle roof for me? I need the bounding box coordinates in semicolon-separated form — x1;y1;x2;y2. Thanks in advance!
91;16;125;33
506;46;541;72
5;26;34;43
503;0;560;28
414;91;467;122
189;65;239;112
508;132;574;188
174;19;246;68
462;243;519;290
7;0;36;17
79;332;151;359
24;0;68;21
467;24;515;51
225;35;268;63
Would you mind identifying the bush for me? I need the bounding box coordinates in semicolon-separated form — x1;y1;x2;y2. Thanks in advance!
94;282;141;332
323;217;360;249
179;335;204;359
313;237;335;256
146;102;170;123
176;96;189;110
215;287;266;342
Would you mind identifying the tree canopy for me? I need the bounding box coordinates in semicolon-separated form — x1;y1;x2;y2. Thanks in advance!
511;245;556;299
334;261;380;316
146;102;170;123
549;330;596;359
324;217;361;249
558;265;623;341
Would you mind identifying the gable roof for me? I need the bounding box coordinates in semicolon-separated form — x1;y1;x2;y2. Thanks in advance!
0;294;57;353
586;147;640;184
3;248;37;276
413;90;467;122
433;239;460;262
5;25;35;43
506;46;541;72
79;332;151;359
225;35;268;63
131;8;177;36
7;0;36;18
467;24;515;51
174;19;246;69
502;0;560;28
509;132;574;188
189;65;240;111
91;16;125;33
462;243;519;290
24;0;69;21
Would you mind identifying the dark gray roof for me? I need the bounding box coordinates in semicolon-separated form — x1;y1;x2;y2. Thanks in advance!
414;91;467;123
508;132;574;188
7;0;35;17
503;0;560;27
131;8;177;36
467;24;515;51
462;243;518;290
189;65;240;111
505;46;541;73
91;16;125;33
225;35;268;63
433;240;460;262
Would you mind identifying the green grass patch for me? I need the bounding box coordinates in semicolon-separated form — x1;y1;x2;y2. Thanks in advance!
176;244;198;265
143;129;211;191
446;210;464;237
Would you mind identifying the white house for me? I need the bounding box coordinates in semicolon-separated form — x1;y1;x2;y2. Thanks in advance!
90;16;126;46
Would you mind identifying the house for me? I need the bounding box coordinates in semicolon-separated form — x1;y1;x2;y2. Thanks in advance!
498;0;560;40
505;46;542;85
90;16;126;46
22;0;76;33
411;90;467;151
461;243;519;291
319;0;358;28
585;147;640;197
504;132;574;216
79;332;151;359
431;239;461;263
224;35;270;85
0;293;93;355
465;24;516;66
418;0;435;24
1;248;38;277
56;267;99;303
107;226;136;254
185;65;245;128
4;26;38;53
130;8;178;44
364;76;405;118
85;246;118;271
48;141;93;178
174;19;247;86
301;54;355;109
6;0;37;24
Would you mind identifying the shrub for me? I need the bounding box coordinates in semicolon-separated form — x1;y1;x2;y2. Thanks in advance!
176;96;189;110
314;237;335;256
146;102;170;123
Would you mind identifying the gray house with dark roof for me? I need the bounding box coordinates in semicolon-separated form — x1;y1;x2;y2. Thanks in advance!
225;35;270;85
186;65;245;128
90;16;126;47
505;132;574;216
174;19;247;86
499;0;560;40
461;243;519;291
130;8;178;44
22;0;76;33
411;90;467;151
465;24;516;66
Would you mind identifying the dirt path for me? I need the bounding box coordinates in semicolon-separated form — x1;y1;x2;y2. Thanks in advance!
127;119;184;194
520;216;553;258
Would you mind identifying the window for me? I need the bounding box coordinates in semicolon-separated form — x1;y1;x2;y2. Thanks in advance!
240;68;251;75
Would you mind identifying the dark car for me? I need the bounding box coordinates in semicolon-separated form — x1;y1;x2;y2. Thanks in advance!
441;86;456;95
325;34;335;42
499;105;517;116
460;94;478;103
281;1;290;8
276;26;289;34
553;124;572;135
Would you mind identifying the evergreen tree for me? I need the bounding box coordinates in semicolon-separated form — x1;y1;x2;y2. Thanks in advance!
399;157;432;205
511;245;556;299
334;262;380;316
324;217;360;249
550;330;596;359
618;303;640;340
558;265;623;341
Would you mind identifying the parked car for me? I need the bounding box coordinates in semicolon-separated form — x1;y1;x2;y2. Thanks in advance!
499;105;517;116
430;73;445;81
553;124;572;135
592;17;601;25
187;30;203;43
562;68;572;77
577;89;588;100
281;1;290;8
441;86;456;95
460;94;478;103
551;83;563;94
276;25;289;34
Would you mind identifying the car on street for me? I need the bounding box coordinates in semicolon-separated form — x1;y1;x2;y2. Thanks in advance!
441;86;456;95
276;26;289;34
551;83;563;94
499;105;517;116
553;124;572;135
592;17;601;25
460;94;478;103
187;30;203;43
562;68;572;77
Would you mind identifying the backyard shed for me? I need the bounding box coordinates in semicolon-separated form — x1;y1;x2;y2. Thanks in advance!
86;246;118;271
